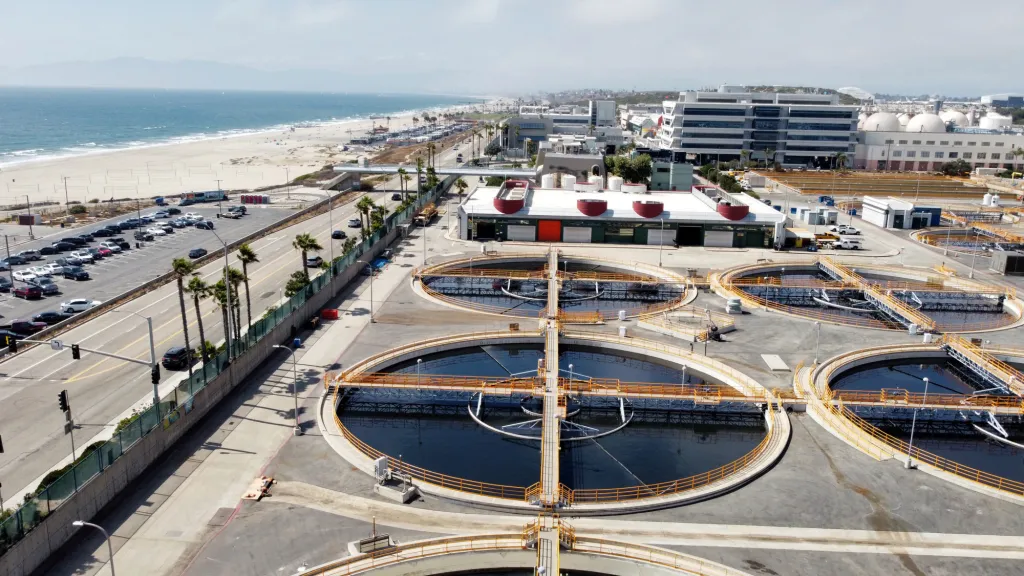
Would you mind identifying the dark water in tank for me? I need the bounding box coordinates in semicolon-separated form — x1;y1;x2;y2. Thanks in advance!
338;344;766;490
832;359;1024;483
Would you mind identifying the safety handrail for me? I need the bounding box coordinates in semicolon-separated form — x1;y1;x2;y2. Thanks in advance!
832;389;1024;410
573;537;753;576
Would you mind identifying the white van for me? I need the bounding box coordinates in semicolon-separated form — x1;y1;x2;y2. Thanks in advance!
836;238;863;250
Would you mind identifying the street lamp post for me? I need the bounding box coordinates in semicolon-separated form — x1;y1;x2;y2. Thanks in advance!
568;363;573;386
72;521;115;576
112;310;158;406
272;344;302;436
814;321;821;365
417;358;422;386
208;229;234;357
905;377;930;469
658;218;665;268
969;230;979;279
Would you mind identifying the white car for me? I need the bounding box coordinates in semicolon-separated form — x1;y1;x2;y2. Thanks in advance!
60;298;100;313
100;242;122;253
43;262;65;275
70;250;94;263
30;266;52;277
12;270;36;282
186;214;204;223
830;225;861;235
146;227;167;236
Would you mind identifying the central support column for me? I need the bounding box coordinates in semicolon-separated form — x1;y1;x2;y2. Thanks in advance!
540;249;562;508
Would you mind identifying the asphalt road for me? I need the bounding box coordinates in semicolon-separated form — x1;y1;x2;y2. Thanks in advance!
0;135;476;508
0;205;290;324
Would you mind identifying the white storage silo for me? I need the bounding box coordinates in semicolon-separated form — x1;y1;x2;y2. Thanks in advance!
980;113;1012;130
983;193;993;206
541;173;556;189
607;176;624;191
562;175;577;190
991;195;1000;206
621;183;648;194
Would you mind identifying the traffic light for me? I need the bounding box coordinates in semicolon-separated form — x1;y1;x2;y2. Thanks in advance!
57;390;69;413
71;344;81;360
5;336;16;354
151;364;160;385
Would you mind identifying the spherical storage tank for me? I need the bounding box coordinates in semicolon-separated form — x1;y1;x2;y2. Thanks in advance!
562;174;577;190
979;113;1011;130
607;176;624;191
939;110;970;128
862;112;901;132
541;173;555;189
906;113;946;133
897;113;912;127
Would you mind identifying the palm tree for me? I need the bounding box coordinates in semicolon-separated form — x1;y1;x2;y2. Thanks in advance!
212;280;231;355
835;152;848;171
185;276;213;364
401;172;412;201
416;157;424;194
740;150;750;169
293;232;323;280
396;167;408;202
227;267;245;344
356;196;375;230
171;258;195;381
454;177;468;199
237;243;258;334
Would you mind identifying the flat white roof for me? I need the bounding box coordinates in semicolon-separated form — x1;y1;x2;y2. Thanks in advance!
863;195;915;211
461;187;786;224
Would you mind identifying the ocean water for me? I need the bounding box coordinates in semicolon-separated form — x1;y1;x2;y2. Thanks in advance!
0;87;477;166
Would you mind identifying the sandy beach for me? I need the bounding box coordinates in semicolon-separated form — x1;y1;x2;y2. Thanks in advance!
0;100;499;211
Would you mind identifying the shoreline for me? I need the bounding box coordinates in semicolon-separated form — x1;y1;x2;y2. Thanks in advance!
1;97;505;206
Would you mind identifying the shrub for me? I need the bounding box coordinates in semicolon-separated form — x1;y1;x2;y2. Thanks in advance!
69;205;88;215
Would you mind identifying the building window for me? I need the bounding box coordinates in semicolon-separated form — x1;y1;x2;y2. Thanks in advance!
906;151;916;157
934;151;945;158
982;142;991;146
977;152;986;159
898;140;908;144
892;150;902;157
948;152;958;158
963;152;972;159
953;141;962;146
926;141;935;145
884;139;895;144
995;142;1005;147
920;151;930;158
786;122;852;131
940;141;949;145
968;141;977;146
992;153;1000;160
912;140;921;145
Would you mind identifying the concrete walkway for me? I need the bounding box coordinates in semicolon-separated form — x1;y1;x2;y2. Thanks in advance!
48;228;431;576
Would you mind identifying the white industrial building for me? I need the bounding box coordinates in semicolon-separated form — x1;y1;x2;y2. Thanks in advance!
855;111;1024;171
860;196;943;229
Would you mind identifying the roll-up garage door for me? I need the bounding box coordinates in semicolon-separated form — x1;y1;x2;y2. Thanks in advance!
507;225;536;242
562;227;593;243
704;230;734;247
646;229;674;246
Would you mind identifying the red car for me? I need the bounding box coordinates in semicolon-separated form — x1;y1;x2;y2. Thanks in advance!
97;248;113;257
13;285;42;300
8;320;47;335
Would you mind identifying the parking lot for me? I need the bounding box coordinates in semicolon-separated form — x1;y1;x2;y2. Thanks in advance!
0;204;291;329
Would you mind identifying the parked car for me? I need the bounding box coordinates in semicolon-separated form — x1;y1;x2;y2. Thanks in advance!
829;225;861;235
29;266;52;277
140;215;155;224
167;207;182;215
87;247;106;259
2;255;26;266
184;212;202;220
62;237;86;247
391;193;403;201
16;250;42;261
32;311;70;325
221;211;242;219
161;346;193;370
0;329;22;345
68;251;93;264
7;320;46;335
146;227;167;236
188;248;208;259
152;211;169;219
60;298;99;313
42;262;65;275
227;205;246;215
12;270;37;282
169;218;187;229
134;231;154;241
93;228;114;237
0;277;11;292
347;218;362;228
96;247;113;258
835;238;863;250
160;225;174;234
29;277;59;295
331;230;347;240
76;232;95;241
111;238;131;250
51;241;76;252
306;255;324;268
39;246;59;256
0;261;8;272
100;241;123;253
63;266;90;281
13;285;42;300
194;220;214;230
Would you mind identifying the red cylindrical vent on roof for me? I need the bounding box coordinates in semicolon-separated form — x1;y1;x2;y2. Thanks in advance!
494;197;525;214
717;202;750;220
632;200;664;218
577;198;607;216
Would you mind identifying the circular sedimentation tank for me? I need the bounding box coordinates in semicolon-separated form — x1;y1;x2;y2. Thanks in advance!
413;254;695;322
715;260;1023;333
328;330;787;512
914;227;1024;257
810;344;1024;499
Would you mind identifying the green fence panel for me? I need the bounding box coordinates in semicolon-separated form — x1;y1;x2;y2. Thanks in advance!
140;404;160;432
97;439;122;469
73;451;102;486
119;417;144;451
15;504;41;539
42;467;77;508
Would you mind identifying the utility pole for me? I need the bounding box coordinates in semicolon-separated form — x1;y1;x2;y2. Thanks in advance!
62;176;71;219
24;195;34;239
4;235;14;286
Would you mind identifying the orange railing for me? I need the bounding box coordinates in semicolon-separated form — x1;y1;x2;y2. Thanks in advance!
941;334;1024;394
565;378;762;402
565;423;775;503
298;533;528;576
829;401;1024;497
573;537;752;576
342;372;540;394
832;389;1024;411
557;310;603;324
420;283;548;318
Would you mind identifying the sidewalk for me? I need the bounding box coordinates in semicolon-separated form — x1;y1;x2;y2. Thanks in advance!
46;230;427;576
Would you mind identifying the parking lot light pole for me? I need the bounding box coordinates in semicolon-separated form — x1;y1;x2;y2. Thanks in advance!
72;521;115;576
905;377;930;469
273;344;302;436
208;229;234;357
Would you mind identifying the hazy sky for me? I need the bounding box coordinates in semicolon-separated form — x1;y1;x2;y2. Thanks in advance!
1;0;1020;95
